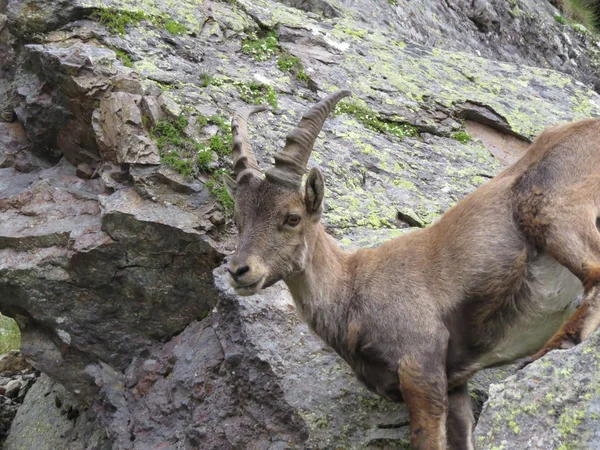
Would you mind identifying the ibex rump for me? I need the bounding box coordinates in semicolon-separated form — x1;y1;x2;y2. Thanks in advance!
223;90;600;449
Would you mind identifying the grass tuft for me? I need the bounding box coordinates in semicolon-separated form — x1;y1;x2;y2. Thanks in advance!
205;169;234;215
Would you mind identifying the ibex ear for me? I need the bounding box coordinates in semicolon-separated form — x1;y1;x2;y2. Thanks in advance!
305;168;324;214
222;173;237;199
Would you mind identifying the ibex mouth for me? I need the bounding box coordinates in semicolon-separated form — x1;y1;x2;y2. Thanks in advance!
232;276;266;296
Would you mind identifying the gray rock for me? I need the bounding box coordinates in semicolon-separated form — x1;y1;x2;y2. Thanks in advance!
475;330;600;449
7;0;81;38
4;374;110;450
3;380;20;399
92;92;160;165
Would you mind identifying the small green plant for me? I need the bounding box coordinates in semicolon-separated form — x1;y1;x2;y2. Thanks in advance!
554;14;567;24
164;19;188;35
277;53;310;83
200;73;214;88
151;112;235;177
197;149;213;171
242;30;279;61
277;53;300;71
161;150;194;177
335;101;419;139
91;8;148;35
152;114;196;176
0;315;20;355
205;169;234;214
235;81;278;109
388;0;398;5
90;8;189;36
451;131;472;144
209;134;231;156
114;49;133;68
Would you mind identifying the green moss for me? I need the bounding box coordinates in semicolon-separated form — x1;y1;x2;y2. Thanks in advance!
242;30;279;61
554;14;567;24
0;315;20;355
451;131;472;144
164;19;188;35
335;100;419;139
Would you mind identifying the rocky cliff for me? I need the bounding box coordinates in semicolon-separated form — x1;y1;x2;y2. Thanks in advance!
1;0;599;448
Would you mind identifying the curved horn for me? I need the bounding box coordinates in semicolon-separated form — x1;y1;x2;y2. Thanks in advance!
265;90;351;188
231;105;267;181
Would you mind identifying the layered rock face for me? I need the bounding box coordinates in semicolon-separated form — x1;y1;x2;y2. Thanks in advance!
1;0;599;448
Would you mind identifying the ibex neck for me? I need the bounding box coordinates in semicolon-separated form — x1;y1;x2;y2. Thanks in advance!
284;224;351;337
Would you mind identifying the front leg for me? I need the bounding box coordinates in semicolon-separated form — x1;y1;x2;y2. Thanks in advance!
399;354;449;450
446;384;475;450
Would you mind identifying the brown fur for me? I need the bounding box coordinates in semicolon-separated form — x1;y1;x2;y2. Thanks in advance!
584;265;600;292
226;102;600;449
399;355;448;450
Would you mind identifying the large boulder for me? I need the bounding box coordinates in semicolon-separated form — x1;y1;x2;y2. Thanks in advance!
475;330;600;449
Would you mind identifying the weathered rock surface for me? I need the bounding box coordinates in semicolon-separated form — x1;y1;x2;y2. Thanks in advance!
0;351;38;447
476;330;600;449
0;0;599;448
4;374;110;450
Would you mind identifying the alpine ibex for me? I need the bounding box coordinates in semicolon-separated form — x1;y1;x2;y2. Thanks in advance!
223;90;600;449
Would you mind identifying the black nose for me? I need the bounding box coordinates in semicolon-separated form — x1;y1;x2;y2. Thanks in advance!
228;264;250;280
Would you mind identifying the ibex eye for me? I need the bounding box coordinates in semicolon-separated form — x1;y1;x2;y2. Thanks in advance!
286;215;301;226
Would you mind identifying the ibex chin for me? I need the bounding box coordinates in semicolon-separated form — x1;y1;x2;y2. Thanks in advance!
223;90;600;449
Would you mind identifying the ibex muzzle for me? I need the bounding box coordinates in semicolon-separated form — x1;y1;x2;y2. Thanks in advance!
224;91;600;449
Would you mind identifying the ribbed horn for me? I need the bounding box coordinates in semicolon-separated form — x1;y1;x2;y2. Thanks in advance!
265;90;351;188
231;105;267;181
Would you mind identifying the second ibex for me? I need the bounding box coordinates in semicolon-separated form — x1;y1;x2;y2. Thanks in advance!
223;90;600;449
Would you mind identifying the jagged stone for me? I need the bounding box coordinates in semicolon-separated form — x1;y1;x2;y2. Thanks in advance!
92;92;160;165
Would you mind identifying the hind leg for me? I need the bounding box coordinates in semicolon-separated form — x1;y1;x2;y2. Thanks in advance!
526;207;600;362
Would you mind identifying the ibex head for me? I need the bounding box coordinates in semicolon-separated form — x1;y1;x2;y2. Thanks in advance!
223;90;351;296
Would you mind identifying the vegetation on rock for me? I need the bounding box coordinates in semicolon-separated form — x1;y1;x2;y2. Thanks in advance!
90;7;188;36
552;0;599;33
335;100;420;139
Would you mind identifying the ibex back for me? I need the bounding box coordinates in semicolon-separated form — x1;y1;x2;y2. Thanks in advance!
223;90;600;450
